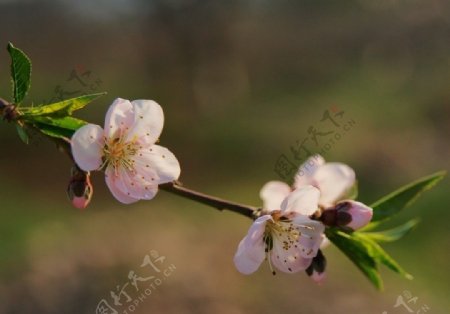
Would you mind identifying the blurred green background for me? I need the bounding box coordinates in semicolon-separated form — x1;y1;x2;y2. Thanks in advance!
0;1;449;313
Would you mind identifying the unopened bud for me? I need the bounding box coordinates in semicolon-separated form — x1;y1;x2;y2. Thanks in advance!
1;100;19;122
67;166;93;209
306;249;326;284
320;201;372;230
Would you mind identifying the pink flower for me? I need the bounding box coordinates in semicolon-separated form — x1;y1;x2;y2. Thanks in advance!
234;186;325;275
71;98;181;204
262;155;372;230
294;154;355;207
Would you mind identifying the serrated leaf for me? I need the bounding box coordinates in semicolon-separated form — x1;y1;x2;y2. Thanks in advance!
35;124;75;139
15;124;29;144
326;229;383;290
29;116;88;139
7;43;32;104
22;92;106;117
362;219;419;242
30;116;87;130
352;232;413;280
369;171;446;224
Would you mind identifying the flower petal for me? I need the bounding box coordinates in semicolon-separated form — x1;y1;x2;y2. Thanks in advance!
105;168;139;204
126;100;164;145
345;200;373;230
280;186;320;216
291;216;325;258
270;240;313;273
259;181;291;211
114;167;159;201
294;154;325;188
313;162;355;206
136;145;181;184
104;98;134;139
234;215;271;274
71;124;105;171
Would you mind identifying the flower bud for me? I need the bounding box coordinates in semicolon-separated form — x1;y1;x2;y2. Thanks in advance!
345;201;373;230
1;100;19;122
67;166;93;209
306;249;326;284
320;201;373;230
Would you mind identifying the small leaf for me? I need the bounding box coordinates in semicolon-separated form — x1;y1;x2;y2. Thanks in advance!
326;229;383;290
7;43;32;104
362;219;419;242
35;124;75;139
21;92;106;117
369;171;446;224
15;124;29;144
27;116;88;139
30;116;87;130
352;232;413;280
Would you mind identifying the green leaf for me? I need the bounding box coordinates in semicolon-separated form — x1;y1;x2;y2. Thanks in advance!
362;219;419;242
326;228;413;290
369;171;446;224
35;124;76;139
352;232;413;280
31;116;87;130
29;116;87;139
21;92;106;117
15;124;29;144
326;229;383;290
7;43;32;104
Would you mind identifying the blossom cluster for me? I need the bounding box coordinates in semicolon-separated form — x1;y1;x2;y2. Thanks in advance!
234;155;373;283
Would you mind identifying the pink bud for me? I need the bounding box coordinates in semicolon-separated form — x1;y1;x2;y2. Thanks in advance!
305;249;326;284
67;166;93;209
345;201;373;230
310;270;327;284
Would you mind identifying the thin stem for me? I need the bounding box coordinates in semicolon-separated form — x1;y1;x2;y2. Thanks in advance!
160;181;260;220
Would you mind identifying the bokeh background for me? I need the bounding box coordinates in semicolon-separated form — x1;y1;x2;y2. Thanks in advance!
0;0;449;313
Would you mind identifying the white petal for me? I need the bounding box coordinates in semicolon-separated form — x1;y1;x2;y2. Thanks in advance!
233;215;271;274
270;239;313;273
290;216;325;258
259;181;291;211
345;200;373;230
126;100;164;145
280;186;320;216
71;124;105;171
115;167;159;200
313;163;355;206
136;145;181;184
105;168;139;204
104;98;134;139
294;154;325;188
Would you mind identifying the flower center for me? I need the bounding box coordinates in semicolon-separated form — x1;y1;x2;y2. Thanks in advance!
102;136;139;172
264;210;315;254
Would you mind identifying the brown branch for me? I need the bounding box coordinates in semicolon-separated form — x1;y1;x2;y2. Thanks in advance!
160;181;260;220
